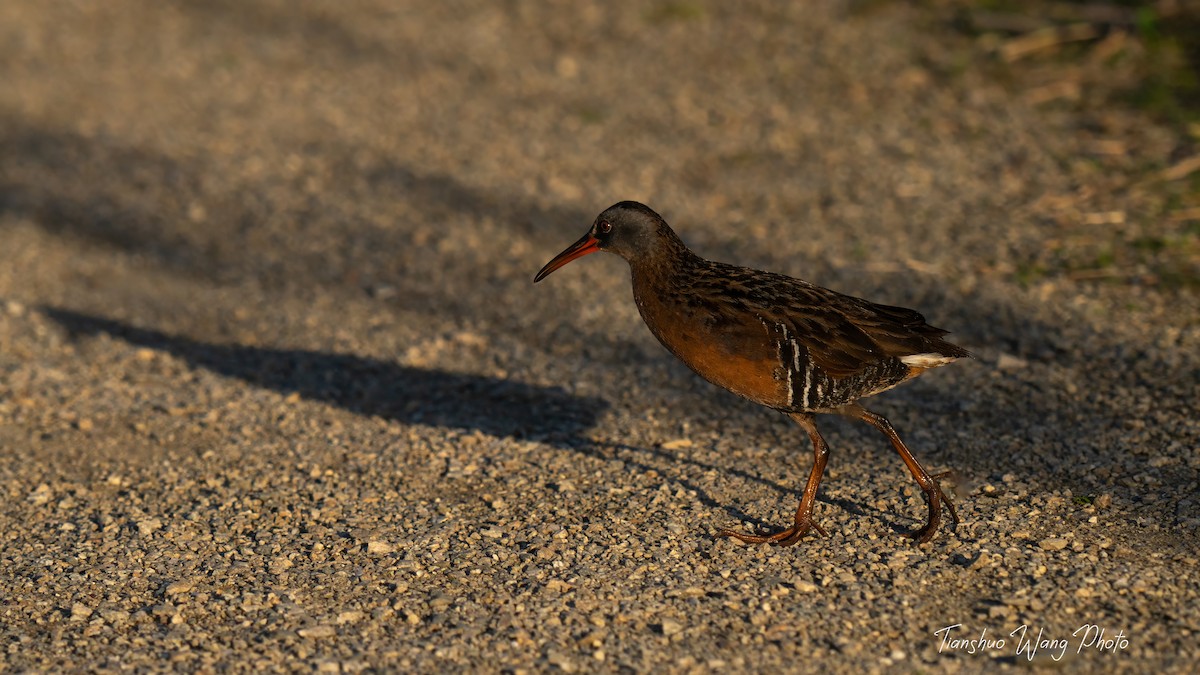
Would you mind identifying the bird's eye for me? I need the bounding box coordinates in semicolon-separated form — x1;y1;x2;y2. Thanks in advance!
597;220;612;234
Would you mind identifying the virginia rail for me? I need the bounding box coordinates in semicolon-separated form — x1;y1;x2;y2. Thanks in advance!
534;201;969;545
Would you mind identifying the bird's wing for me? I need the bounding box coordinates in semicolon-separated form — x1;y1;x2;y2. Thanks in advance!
688;261;964;379
766;278;964;378
779;306;887;378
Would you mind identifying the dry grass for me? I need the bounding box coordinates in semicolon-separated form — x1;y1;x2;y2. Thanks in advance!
913;0;1200;289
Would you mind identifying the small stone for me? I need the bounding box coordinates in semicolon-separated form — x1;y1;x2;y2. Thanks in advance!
299;625;337;638
151;604;177;618
75;419;94;431
27;484;53;506
369;284;398;300
101;610;130;623
5;299;26;316
452;330;488;348
366;540;393;554
556;55;579;79
1095;494;1112;509
1040;537;1069;551
546;648;575;672
336;611;364;624
661;439;693;450
165;581;193;596
138;518;163;536
997;353;1029;370
660;619;684;636
481;528;503;538
794;580;818;593
70;603;93;621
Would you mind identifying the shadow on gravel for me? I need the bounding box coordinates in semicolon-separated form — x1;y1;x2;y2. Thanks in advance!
42;308;606;446
40;307;830;530
579;439;887;536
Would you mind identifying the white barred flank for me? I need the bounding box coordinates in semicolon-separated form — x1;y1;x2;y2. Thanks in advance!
778;322;794;409
798;346;812;409
900;352;960;369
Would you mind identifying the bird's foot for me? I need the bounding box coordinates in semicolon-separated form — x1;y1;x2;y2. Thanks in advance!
718;518;827;547
911;473;960;544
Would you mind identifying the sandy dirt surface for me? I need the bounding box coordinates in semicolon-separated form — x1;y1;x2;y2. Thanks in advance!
2;1;1198;672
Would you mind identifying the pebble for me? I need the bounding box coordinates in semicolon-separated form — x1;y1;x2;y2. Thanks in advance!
138;518;164;535
5;299;26;316
70;603;93;621
336;611;364;624
996;353;1029;370
1039;537;1070;551
546;649;575;673
660;619;684;636
27;484;53;506
366;541;394;554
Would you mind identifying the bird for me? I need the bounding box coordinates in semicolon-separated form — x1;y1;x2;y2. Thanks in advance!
533;201;969;545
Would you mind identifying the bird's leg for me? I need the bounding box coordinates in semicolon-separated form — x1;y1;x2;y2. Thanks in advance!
842;404;958;543
718;412;829;546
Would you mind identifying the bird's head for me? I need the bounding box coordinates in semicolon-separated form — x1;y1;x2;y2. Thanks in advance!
533;201;680;282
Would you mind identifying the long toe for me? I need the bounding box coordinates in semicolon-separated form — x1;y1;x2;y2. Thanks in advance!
941;490;960;527
929;472;961;527
939;485;960;527
912;499;944;543
913;519;939;544
718;519;825;546
716;527;780;545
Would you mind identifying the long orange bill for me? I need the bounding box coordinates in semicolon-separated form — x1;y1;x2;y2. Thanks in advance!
533;232;600;282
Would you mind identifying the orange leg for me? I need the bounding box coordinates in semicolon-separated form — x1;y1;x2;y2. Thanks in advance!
843;404;958;543
719;412;830;546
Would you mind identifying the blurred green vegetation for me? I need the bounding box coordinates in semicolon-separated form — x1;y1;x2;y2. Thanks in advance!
644;2;705;24
928;1;1198;129
926;0;1200;290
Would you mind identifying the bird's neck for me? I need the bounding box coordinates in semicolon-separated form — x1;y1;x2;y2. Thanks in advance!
627;233;698;291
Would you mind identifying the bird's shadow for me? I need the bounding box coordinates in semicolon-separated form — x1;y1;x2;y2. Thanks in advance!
44;307;850;531
42;308;603;447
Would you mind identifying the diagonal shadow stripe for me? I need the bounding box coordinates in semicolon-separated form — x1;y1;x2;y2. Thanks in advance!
42;307;606;446
40;307;835;533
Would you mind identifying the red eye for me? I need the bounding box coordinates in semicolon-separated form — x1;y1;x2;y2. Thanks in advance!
597;220;612;234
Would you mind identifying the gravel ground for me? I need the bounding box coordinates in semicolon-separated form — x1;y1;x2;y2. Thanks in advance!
2;1;1198;672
